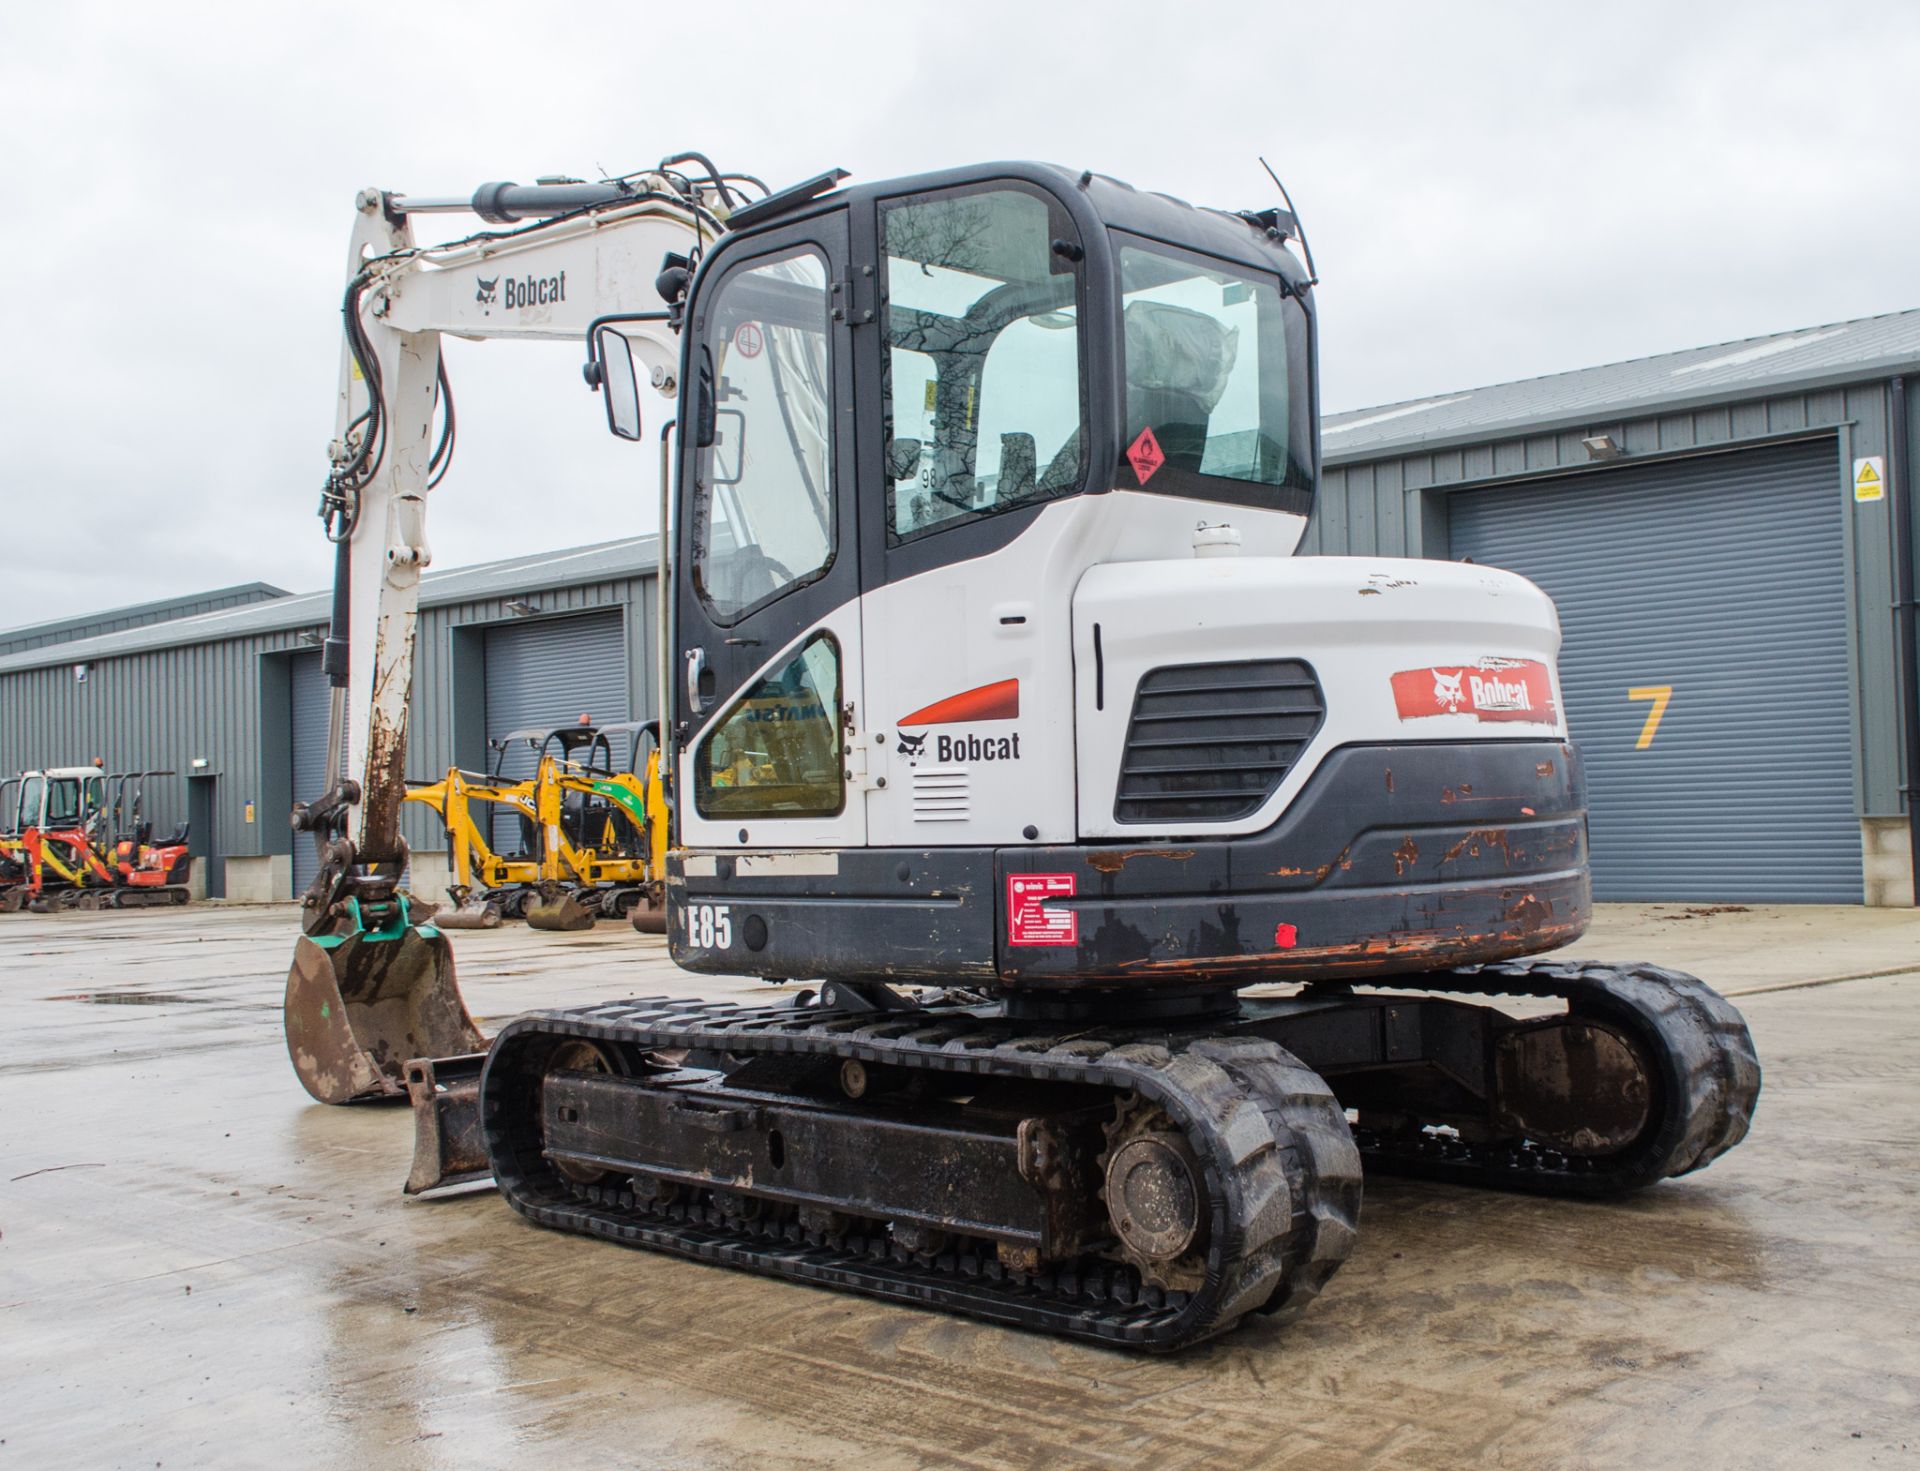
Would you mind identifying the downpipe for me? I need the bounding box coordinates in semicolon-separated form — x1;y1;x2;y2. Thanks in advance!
1890;375;1920;906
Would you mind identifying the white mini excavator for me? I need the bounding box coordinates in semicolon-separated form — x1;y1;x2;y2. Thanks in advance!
286;154;1759;1350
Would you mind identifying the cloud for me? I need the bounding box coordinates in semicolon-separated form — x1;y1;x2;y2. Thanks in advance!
3;0;1915;626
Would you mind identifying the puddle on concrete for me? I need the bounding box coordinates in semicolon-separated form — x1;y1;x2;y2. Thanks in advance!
45;991;213;1006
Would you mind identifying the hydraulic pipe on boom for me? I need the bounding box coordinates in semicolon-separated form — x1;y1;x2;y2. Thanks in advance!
285;168;721;1104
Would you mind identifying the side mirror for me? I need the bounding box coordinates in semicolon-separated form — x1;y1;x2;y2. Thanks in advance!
887;436;923;481
712;408;746;485
593;327;644;441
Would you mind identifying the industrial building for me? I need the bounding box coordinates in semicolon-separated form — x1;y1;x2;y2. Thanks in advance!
0;540;657;902
1313;309;1920;905
2;312;1915;907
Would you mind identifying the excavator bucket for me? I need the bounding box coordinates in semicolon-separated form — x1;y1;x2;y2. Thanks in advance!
284;919;486;1104
630;889;667;934
431;893;502;930
524;885;596;932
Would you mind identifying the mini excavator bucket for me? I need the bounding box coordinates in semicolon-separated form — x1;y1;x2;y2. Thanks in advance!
524;882;597;931
284;900;486;1105
431;887;503;930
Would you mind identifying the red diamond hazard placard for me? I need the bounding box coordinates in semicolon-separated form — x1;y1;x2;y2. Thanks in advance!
1126;426;1166;484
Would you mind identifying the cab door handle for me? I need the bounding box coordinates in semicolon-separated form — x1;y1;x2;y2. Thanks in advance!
685;646;709;715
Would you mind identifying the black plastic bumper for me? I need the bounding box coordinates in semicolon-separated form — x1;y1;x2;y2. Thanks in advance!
998;740;1588;990
671;740;1589;993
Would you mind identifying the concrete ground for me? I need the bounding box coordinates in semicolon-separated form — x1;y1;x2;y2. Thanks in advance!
2;902;1917;1470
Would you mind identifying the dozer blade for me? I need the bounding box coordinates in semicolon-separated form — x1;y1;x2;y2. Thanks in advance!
285;925;486;1104
525;889;597;931
404;1052;489;1194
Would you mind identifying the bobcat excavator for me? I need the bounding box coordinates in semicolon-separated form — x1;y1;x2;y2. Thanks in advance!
286;154;1760;1351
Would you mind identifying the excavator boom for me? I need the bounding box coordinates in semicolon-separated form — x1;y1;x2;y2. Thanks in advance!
286;165;723;1103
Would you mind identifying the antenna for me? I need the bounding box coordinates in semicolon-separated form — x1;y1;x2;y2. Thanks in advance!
1258;156;1318;287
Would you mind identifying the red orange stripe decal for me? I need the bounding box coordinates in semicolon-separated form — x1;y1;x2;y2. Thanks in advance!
898;679;1020;727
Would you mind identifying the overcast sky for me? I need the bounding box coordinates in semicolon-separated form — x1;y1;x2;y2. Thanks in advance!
4;1;1917;628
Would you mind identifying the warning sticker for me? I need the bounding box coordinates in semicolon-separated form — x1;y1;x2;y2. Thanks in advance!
1008;873;1077;946
733;321;764;359
1854;456;1885;503
1126;426;1166;484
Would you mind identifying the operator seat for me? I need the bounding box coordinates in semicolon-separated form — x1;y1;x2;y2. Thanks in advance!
1123;299;1239;474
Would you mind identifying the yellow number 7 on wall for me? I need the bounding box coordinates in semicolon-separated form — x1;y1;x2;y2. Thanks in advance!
1627;685;1674;750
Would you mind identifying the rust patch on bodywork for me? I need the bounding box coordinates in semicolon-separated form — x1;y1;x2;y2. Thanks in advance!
1536;761;1556;778
1391;837;1420;876
1504;891;1555;932
1086;848;1196;875
1438;827;1514;870
1268;844;1353;884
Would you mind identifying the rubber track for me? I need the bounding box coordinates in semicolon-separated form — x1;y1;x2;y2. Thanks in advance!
482;1000;1363;1351
1344;958;1761;1196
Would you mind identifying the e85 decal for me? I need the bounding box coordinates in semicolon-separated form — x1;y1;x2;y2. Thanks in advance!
685;902;732;949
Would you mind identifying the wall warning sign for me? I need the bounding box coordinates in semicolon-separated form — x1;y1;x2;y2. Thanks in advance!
1007;873;1077;946
1854;456;1885;503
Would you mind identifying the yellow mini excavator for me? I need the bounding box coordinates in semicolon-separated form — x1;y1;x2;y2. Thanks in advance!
406;721;668;931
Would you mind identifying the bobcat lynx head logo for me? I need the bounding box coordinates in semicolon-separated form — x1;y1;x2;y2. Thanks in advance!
896;731;928;765
475;275;499;310
1432;670;1466;711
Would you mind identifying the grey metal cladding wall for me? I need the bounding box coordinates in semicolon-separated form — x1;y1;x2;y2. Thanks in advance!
290;651;329;892
481;609;629;851
0;629;312;859
1311;382;1903;816
0;571;656;867
1450;437;1860;902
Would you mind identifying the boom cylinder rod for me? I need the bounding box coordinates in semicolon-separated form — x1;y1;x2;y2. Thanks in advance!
393;182;636;222
323;535;352;784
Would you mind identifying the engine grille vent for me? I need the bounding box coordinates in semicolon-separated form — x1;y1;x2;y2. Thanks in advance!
1115;659;1325;824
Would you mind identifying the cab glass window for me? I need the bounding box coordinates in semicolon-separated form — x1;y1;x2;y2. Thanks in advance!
1116;235;1312;506
46;778;81;825
881;186;1085;542
692;249;835;624
19;775;44;828
695;634;843;818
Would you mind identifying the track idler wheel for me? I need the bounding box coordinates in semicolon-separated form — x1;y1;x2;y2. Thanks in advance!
1101;1098;1209;1292
1493;1016;1655;1157
525;883;596;932
285;924;486;1104
541;1039;620;1184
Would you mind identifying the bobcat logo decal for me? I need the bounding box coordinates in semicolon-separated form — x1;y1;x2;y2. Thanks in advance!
1432;670;1466;712
895;731;928;765
475;275;499;311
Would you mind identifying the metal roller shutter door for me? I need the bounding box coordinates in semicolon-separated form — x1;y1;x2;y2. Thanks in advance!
1449;438;1860;902
484;610;629;850
290;651;329;893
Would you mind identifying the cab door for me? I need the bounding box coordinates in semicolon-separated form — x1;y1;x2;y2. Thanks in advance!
674;208;865;852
